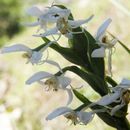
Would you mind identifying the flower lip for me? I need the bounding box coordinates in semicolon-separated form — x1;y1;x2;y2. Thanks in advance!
28;51;43;65
76;111;95;125
91;47;105;58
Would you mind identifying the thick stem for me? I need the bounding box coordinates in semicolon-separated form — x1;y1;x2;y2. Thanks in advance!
114;117;130;130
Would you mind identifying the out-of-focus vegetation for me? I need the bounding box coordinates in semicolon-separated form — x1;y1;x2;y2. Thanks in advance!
0;0;130;130
0;0;23;47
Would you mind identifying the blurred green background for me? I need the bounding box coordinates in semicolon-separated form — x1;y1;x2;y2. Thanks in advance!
0;0;130;130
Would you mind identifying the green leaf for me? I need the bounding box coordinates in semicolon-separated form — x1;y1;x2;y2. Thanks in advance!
105;76;117;87
72;89;91;104
41;37;88;67
68;28;92;71
84;30;105;79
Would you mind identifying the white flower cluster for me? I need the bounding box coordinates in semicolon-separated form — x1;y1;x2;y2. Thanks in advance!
0;5;95;125
25;5;94;39
1;4;130;126
87;78;130;116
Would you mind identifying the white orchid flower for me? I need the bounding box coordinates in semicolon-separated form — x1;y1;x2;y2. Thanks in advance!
91;18;117;76
40;6;71;22
25;5;48;31
90;78;130;116
0;42;52;65
26;71;72;105
25;5;70;32
46;106;95;125
33;15;94;39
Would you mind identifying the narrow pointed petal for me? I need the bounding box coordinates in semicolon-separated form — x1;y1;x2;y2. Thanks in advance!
96;92;120;106
45;60;63;73
91;47;105;58
46;107;72;120
96;18;112;40
26;6;43;16
29;51;42;64
68;15;94;28
26;71;53;85
57;75;71;89
66;89;73;105
1;44;32;54
40;41;54;52
110;104;125;116
77;111;94;125
33;27;59;37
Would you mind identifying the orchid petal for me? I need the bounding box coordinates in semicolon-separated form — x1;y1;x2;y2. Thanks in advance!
66;89;73;105
110;104;125;116
26;71;53;85
46;107;72;120
1;44;32;54
96;18;112;40
48;6;70;17
40;13;58;23
26;6;43;16
77;111;94;125
40;8;70;22
40;41;54;52
45;60;63;73
91;47;105;58
68;15;94;28
33;27;59;37
120;78;130;87
29;51;42;65
49;6;68;14
57;75;71;89
96;92;120;106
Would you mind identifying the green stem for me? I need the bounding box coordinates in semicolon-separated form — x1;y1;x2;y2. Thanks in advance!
105;76;118;87
114;117;130;130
